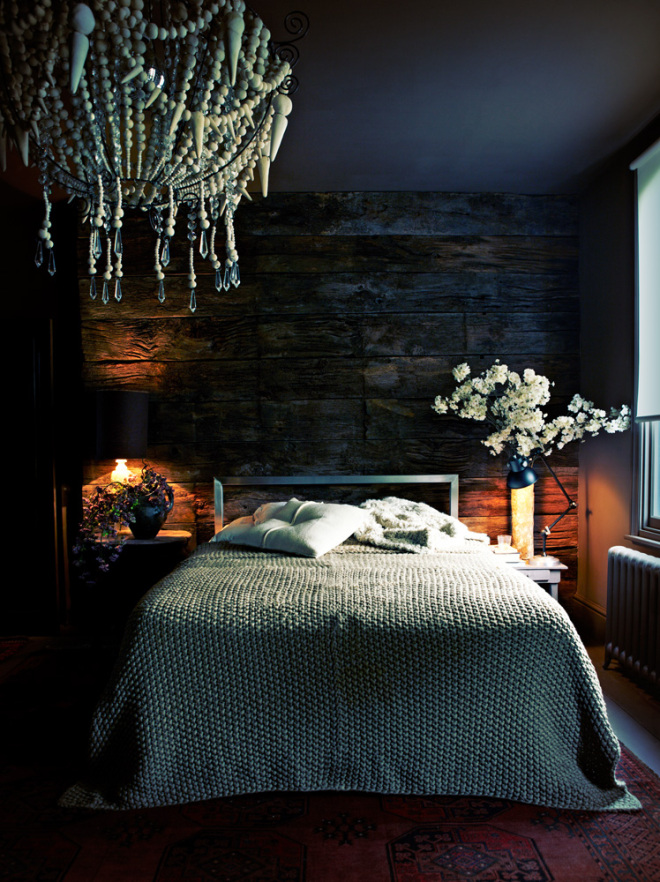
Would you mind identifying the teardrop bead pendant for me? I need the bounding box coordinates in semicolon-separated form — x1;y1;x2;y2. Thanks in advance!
199;229;209;259
34;239;44;267
158;279;166;303
161;238;171;267
114;278;122;302
47;248;56;276
89;276;97;300
114;228;123;256
102;280;110;304
189;290;197;312
215;268;222;291
93;229;102;259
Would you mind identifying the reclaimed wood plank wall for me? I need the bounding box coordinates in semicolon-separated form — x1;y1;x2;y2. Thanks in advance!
80;191;580;595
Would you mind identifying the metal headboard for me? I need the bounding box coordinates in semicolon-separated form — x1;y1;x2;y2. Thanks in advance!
213;474;459;534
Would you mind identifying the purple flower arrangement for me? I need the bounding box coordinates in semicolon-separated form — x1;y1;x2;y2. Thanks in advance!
73;464;174;584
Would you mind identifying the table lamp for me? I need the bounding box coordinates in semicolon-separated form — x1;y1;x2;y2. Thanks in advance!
96;390;148;483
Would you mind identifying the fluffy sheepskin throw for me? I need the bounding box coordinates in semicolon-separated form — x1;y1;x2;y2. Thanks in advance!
355;496;489;553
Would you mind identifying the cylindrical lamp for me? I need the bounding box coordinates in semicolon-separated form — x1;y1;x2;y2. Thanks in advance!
96;391;148;482
507;455;538;561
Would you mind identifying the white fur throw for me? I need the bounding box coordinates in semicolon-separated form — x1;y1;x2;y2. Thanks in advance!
355;496;489;553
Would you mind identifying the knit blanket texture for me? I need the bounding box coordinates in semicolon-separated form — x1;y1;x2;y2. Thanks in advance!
60;543;639;812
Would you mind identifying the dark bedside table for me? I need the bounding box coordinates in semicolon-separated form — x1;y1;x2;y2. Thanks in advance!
74;530;192;636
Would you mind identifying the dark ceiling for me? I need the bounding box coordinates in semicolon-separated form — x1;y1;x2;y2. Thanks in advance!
2;0;660;203
257;0;660;194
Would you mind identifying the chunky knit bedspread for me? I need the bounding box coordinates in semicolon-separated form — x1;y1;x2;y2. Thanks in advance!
60;543;639;811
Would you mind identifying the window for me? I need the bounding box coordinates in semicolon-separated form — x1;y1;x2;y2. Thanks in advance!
632;422;660;545
631;140;660;546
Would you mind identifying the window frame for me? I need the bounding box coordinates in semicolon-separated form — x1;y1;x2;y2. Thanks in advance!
629;139;660;549
630;421;660;547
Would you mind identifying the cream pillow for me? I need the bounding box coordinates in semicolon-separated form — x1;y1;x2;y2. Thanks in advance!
216;498;368;557
253;501;287;524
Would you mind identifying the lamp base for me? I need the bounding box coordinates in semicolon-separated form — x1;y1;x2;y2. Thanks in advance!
510;483;535;560
528;555;561;567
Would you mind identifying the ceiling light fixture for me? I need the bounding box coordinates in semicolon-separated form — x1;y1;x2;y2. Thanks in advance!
0;1;308;311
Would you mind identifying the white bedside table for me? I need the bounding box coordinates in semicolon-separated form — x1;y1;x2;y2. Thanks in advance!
489;548;566;600
509;559;567;601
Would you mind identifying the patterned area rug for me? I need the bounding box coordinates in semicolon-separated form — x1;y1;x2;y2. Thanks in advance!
1;643;659;881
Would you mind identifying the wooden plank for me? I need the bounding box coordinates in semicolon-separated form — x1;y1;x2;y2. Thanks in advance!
82;355;581;407
83;232;577;276
81;316;259;361
241;235;579;276
80;271;578;319
234;192;579;237
79;194;579;247
73;310;584;364
466;313;579;355
79;271;579;322
82;359;261;400
128;440;444;482
253;272;578;316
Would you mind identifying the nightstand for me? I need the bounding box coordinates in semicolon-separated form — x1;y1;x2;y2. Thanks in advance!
509;559;567;601
74;530;192;635
489;547;566;600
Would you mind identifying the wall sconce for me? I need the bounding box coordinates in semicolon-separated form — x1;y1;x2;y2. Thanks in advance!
96;391;148;483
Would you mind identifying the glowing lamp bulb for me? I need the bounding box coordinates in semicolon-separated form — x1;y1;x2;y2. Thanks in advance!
111;458;131;483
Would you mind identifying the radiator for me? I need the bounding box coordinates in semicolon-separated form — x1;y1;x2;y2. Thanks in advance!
604;545;660;686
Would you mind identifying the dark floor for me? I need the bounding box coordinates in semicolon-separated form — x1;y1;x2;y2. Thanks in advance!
587;643;660;775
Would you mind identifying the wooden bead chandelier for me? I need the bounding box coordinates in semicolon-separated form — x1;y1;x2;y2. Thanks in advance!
0;0;307;310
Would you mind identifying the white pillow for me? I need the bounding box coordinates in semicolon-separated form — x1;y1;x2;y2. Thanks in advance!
216;498;368;558
253;501;287;524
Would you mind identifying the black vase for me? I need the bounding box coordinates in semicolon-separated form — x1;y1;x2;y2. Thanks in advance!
129;490;174;540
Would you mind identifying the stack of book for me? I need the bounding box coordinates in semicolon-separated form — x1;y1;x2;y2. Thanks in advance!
490;546;521;564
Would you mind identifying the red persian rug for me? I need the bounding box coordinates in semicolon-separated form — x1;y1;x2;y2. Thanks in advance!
3;748;660;880
1;643;660;881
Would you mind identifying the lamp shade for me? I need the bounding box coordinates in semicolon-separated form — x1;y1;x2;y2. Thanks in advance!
96;391;148;460
506;455;539;490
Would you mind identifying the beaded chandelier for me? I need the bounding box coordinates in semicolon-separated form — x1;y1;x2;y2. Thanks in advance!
0;0;306;310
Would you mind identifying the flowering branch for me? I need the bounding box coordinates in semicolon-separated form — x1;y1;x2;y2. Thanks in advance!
432;361;630;458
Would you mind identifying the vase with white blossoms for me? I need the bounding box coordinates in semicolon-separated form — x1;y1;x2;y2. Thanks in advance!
432;362;630;560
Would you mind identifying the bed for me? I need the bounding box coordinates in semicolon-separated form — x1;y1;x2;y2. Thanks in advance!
60;474;639;812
